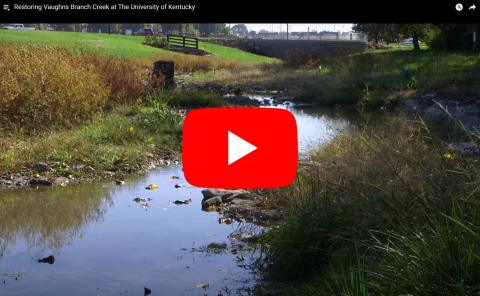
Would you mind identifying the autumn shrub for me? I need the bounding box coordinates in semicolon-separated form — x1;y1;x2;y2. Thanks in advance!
0;41;144;132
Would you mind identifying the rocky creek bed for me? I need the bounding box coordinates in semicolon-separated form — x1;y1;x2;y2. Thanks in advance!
0;151;180;189
200;189;288;227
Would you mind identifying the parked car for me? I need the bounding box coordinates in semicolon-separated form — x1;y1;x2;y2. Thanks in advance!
3;24;36;31
136;28;154;36
402;38;421;45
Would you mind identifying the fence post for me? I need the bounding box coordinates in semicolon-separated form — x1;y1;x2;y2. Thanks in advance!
153;60;176;90
350;33;352;41
183;36;185;47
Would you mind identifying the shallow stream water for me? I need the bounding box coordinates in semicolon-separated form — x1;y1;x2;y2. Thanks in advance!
0;97;360;295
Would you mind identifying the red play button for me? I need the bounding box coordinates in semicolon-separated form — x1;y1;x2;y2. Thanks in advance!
182;108;297;189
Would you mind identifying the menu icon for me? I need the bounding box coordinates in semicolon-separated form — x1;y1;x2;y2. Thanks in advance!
3;4;9;11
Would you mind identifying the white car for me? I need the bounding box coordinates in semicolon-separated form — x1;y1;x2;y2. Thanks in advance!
402;38;421;45
3;24;36;30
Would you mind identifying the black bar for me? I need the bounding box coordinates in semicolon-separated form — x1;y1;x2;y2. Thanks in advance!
0;2;476;23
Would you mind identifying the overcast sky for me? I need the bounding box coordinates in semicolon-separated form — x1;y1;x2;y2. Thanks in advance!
229;23;354;33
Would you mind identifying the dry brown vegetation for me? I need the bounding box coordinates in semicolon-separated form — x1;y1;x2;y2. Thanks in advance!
131;53;251;74
0;41;145;132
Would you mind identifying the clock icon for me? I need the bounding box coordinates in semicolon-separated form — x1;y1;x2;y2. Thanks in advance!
456;3;463;11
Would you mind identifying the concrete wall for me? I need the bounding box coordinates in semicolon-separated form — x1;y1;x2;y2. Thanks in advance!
247;40;368;59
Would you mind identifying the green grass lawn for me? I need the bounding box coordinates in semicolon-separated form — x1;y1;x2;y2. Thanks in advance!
0;30;277;62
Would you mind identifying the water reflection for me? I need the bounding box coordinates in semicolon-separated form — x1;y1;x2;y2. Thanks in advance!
250;95;356;154
0;185;113;261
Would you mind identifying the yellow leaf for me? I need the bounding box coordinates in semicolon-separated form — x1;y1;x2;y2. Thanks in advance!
130;126;134;132
444;154;452;159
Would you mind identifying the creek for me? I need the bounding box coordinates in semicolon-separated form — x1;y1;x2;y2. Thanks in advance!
0;96;362;295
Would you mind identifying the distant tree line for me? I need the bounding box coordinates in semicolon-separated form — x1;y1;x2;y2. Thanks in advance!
353;23;479;51
0;23;233;37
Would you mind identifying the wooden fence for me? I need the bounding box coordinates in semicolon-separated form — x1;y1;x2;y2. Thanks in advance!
166;34;198;49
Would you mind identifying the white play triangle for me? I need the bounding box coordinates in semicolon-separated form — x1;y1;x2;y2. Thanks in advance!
228;131;257;165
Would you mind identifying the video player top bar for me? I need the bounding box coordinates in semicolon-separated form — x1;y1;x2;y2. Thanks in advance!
0;2;477;22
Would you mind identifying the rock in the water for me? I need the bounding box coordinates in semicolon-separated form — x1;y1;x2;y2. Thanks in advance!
201;196;222;208
222;193;250;203
38;255;55;264
201;189;248;200
172;199;192;205
30;179;53;186
33;162;50;172
144;287;152;296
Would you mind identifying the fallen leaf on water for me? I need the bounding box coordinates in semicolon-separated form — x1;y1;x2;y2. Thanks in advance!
19;257;25;260
170;176;180;179
230;249;237;254
207;233;216;236
197;284;209;289
146;184;157;190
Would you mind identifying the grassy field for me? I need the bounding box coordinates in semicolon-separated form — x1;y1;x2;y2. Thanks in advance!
0;30;277;63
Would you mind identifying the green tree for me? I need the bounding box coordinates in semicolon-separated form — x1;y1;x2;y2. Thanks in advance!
353;23;403;45
152;23;162;35
231;24;248;34
430;23;473;51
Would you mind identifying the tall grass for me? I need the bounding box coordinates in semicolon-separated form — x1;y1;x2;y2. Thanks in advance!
0;40;144;132
289;49;480;108
254;112;480;295
145;87;229;108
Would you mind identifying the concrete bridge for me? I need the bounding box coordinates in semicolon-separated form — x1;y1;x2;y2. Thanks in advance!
246;39;368;59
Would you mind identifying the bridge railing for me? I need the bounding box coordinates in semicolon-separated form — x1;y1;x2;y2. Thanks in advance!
233;32;367;42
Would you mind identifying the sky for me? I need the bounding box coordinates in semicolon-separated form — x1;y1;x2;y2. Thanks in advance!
228;23;354;33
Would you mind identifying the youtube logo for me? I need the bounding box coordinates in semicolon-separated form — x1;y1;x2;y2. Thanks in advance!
182;108;298;189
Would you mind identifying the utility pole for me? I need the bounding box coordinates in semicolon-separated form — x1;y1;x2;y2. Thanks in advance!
287;23;288;40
